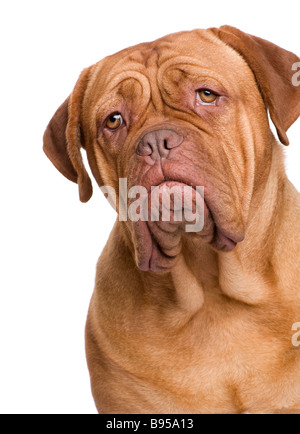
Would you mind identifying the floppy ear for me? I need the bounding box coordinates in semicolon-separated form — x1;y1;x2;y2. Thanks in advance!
43;67;93;202
211;25;300;146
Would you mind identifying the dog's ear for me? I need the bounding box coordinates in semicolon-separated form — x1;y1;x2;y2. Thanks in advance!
43;67;93;202
211;25;300;146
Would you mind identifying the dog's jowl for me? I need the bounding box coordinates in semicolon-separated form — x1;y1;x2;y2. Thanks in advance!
43;26;300;414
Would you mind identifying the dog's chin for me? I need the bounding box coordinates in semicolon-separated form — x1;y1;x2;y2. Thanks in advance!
136;224;179;273
133;180;204;273
131;181;244;273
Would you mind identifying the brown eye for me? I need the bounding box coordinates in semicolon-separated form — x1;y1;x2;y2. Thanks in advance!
105;113;123;130
197;89;218;104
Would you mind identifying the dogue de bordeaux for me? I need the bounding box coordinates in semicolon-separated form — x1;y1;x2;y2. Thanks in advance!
44;26;300;414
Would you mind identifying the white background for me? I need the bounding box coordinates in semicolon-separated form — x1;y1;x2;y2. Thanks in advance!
0;0;299;414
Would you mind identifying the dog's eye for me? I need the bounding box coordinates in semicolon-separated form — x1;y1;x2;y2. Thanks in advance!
197;89;218;105
105;113;123;130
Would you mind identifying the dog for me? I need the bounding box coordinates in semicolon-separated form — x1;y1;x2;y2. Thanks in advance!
43;26;300;414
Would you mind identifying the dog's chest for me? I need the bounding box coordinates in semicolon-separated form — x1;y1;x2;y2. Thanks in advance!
128;296;300;413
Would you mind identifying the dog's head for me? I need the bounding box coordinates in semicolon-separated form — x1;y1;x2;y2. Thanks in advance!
44;26;300;272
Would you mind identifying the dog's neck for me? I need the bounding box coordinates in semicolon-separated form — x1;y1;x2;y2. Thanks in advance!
185;140;300;306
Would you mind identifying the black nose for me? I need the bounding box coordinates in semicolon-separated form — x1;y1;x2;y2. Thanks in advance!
137;129;183;160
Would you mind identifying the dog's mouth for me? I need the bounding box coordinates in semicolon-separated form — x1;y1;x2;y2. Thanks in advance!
131;179;244;273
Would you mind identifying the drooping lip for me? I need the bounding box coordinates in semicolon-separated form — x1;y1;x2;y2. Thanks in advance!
140;178;244;246
214;227;240;252
133;179;244;272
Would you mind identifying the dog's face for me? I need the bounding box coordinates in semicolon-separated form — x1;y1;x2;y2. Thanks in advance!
44;26;300;272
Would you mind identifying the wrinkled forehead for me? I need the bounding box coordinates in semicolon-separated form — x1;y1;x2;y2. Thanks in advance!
85;29;254;107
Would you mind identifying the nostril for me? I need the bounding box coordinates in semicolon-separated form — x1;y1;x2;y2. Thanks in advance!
145;142;153;155
163;139;168;149
137;141;152;156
